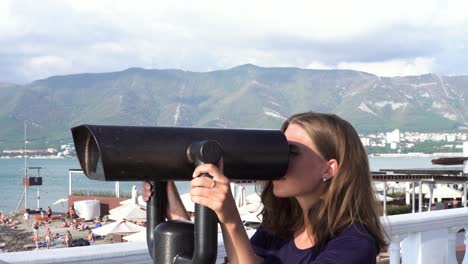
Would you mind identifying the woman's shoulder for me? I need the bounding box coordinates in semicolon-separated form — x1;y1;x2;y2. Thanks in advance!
323;223;377;255
250;228;289;250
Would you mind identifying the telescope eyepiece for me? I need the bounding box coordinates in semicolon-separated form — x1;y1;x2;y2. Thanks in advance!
187;140;222;166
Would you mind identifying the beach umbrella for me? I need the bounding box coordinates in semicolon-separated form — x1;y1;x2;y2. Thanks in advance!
180;193;195;212
242;212;263;223
246;193;261;204
239;203;263;223
51;198;68;206
119;195;146;207
235;185;246;207
373;182;406;192
374;193;394;202
432;185;462;200
92;220;146;236
407;184;431;194
122;230;146;242
108;203;146;221
238;202;263;215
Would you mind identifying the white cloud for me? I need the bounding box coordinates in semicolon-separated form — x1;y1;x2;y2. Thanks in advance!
0;0;18;35
305;57;436;76
22;56;72;81
306;61;332;70
1;0;468;83
336;57;435;77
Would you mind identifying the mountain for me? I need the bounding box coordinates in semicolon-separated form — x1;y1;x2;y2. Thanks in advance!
0;64;467;148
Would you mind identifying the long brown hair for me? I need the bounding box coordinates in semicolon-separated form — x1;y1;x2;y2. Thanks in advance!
259;112;386;251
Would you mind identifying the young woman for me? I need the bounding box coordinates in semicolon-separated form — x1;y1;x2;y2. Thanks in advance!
142;112;386;263
65;230;72;248
88;230;95;245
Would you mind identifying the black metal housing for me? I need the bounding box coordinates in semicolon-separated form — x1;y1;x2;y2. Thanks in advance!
71;124;289;264
71;125;289;181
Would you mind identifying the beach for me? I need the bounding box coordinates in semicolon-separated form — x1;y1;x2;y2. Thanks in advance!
0;212;112;253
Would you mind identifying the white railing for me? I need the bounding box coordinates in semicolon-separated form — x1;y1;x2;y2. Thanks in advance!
2;210;468;264
382;207;468;264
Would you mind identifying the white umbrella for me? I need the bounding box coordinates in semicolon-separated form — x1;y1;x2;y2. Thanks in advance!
119;196;147;207
373;182;406;192
407;184;431;194
246;193;261;204
92;220;146;236
432;185;462;200
238;202;263;215
180;193;195;212
51;198;68;206
123;230;146;242
239;203;263;223
235;185;246;207
109;203;146;221
375;193;394;202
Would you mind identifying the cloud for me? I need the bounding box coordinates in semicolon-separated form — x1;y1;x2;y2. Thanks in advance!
337;57;435;77
22;56;73;81
1;0;468;83
306;57;435;77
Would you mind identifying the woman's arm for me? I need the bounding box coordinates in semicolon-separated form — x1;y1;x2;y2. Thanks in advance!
141;181;190;221
190;164;262;264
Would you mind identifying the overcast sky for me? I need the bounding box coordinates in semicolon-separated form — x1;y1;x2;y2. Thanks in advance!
1;0;468;84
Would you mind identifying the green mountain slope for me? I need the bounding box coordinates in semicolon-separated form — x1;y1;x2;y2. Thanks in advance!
0;65;467;149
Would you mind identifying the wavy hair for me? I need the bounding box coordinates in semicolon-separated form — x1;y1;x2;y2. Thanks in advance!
259;112;386;251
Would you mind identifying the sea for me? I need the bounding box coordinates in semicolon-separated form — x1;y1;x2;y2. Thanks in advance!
0;156;450;214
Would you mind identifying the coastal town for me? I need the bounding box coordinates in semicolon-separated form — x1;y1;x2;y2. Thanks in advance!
1;131;466;159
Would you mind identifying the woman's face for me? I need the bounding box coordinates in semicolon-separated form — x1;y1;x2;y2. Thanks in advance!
272;123;328;199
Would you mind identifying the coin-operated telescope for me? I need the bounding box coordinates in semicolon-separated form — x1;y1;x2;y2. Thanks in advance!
71;125;289;264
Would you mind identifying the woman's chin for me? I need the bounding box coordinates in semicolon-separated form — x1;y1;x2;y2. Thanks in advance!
272;178;290;197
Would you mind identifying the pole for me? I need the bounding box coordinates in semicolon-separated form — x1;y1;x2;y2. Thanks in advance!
428;184;433;211
412;182;415;213
418;180;422;213
24;121;28;210
383;181;387;216
464;183;467;208
69;171;72;196
37;186;40;209
115;181;120;198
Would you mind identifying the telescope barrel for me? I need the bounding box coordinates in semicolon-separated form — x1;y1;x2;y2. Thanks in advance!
71;125;289;181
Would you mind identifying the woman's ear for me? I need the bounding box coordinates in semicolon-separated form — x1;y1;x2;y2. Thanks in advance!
323;159;339;180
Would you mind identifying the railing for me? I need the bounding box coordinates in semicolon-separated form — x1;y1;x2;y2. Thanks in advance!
382;207;468;264
2;210;468;264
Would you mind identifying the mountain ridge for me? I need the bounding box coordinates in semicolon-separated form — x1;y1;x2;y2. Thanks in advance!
0;65;467;148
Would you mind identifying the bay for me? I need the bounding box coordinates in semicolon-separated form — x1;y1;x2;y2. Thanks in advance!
0;156;441;214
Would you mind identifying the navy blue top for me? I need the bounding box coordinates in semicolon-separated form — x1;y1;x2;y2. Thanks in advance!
250;224;377;264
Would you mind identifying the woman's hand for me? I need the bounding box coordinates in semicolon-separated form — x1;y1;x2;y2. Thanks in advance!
141;181;153;202
190;163;239;225
141;181;190;221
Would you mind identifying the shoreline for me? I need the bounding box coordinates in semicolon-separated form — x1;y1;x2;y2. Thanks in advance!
0;152;464;160
368;152;463;158
0;213;112;253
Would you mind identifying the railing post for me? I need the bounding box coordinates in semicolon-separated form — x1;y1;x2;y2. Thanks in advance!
463;226;468;264
383;181;387;216
448;227;459;264
419;180;423;213
389;235;402;264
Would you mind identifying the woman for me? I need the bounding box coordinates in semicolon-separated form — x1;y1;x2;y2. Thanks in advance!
142;112;386;263
44;228;52;249
88;230;95;245
65;230;72;248
46;206;52;219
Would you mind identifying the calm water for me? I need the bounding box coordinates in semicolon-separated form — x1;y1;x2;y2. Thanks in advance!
0;156;440;214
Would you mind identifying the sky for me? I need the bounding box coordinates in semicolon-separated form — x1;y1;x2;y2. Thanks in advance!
1;0;468;84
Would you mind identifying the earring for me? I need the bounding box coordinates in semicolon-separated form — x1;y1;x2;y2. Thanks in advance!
322;177;328;182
